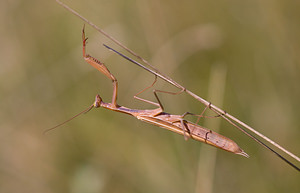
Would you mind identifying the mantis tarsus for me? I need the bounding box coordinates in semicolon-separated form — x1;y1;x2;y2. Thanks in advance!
53;0;300;171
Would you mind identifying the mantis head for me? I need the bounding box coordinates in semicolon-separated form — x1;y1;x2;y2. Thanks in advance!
93;94;102;108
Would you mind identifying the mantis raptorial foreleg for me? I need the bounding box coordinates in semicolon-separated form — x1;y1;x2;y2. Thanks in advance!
82;26;118;107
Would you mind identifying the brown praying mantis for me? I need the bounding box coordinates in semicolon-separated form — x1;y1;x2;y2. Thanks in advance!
53;0;300;171
47;26;249;157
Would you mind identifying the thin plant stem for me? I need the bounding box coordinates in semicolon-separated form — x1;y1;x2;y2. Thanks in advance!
195;63;227;193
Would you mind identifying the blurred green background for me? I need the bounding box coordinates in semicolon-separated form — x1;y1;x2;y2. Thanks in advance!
0;0;299;192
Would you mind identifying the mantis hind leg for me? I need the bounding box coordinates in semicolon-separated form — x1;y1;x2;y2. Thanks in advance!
179;103;223;125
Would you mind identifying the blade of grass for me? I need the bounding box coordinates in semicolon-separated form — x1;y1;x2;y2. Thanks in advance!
194;63;227;193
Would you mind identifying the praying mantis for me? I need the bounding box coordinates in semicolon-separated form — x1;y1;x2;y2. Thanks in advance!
47;26;249;157
52;0;300;171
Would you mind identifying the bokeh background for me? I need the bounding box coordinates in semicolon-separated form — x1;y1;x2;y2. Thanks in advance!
1;0;299;192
